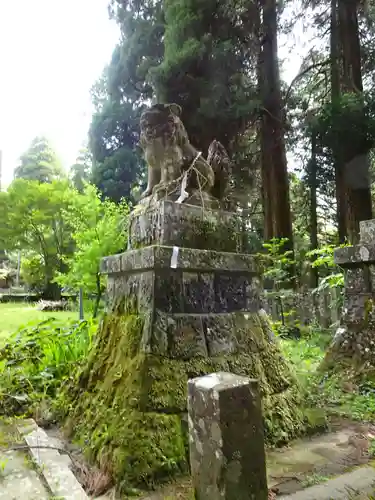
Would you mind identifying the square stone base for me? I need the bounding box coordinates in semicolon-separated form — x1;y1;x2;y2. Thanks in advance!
101;246;261;316
128;200;246;252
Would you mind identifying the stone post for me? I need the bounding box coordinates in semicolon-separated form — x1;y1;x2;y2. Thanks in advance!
188;372;268;500
331;218;375;364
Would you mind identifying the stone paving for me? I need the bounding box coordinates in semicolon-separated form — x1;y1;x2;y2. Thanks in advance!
0;447;49;500
1;417;374;499
267;423;374;495
279;466;375;499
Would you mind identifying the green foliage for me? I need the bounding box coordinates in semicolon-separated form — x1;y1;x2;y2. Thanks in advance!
0;303;77;344
14;136;65;183
260;238;296;289
151;0;258;153
307;244;347;302
281;330;375;423
301;474;329;488
0;317;97;415
90;95;146;203
89;0;165;202
20;255;45;292
69;147;92;192
258;238;298;329
314;92;375;159
55;184;129;316
0;179;78;299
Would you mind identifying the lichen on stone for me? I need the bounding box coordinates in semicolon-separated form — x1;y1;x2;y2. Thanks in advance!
56;299;314;492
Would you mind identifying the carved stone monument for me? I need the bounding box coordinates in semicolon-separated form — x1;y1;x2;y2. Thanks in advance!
65;104;310;491
329;219;375;367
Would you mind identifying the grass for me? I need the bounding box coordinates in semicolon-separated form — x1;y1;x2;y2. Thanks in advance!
0;314;97;416
280;328;375;423
0;302;79;345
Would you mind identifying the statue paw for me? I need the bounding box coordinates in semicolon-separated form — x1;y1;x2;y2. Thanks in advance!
140;188;152;199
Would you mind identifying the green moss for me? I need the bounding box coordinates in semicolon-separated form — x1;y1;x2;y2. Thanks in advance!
178;214;240;252
57;301;315;491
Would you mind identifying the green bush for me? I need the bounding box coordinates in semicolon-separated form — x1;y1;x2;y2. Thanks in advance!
0;317;97;415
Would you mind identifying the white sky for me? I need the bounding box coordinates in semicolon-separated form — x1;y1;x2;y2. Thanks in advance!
0;2;306;189
0;0;120;187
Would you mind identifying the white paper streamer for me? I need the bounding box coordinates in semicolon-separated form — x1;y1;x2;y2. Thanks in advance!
170;246;179;268
176;152;202;204
176;171;189;204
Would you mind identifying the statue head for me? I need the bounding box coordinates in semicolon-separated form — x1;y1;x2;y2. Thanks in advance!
140;103;182;143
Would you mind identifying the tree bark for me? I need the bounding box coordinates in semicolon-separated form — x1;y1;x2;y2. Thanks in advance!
331;0;348;243
260;0;294;249
42;280;61;301
338;0;372;242
256;1;273;241
93;273;102;319
309;130;319;289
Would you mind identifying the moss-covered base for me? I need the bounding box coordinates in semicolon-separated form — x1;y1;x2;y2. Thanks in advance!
57;304;319;491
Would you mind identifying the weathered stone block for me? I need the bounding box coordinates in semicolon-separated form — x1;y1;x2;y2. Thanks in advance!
182;272;215;313
140;311;279;360
168;315;208;359
128;200;246;253
369;265;375;291
345;267;367;293
188;372;268;500
205;315;237;355
154;270;183;313
342;293;373;325
334;244;375;266
360;219;375;245
102;246;261;315
102;246;259;274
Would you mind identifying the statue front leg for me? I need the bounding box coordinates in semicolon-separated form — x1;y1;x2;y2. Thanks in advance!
141;165;160;198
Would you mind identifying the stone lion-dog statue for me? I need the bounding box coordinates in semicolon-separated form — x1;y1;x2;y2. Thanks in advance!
139;103;231;204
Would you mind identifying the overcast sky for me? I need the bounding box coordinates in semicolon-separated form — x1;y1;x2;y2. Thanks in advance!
0;2;306;188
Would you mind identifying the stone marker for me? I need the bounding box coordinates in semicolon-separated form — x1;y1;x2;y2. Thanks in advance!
188;372;268;500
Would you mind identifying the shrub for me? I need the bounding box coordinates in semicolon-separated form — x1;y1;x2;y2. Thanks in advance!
0;317;97;415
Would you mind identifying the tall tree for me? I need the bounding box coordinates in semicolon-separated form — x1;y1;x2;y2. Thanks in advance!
151;0;258;155
70;146;92;192
259;0;294;247
89;1;164;202
330;0;347;242
338;0;372;241
14;136;65;183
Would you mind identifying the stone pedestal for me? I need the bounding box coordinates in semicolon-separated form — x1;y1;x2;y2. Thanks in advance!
66;200;307;490
127;199;245;252
332;219;375;365
101;245;262;360
101;201;267;365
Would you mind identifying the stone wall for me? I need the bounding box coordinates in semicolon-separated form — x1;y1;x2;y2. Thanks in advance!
264;288;342;329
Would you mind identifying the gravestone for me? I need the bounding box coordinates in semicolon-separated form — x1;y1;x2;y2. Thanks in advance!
63;103;309;491
329;219;375;367
188;372;268;500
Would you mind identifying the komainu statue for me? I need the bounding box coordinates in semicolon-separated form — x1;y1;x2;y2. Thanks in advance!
139;103;231;207
207;139;233;205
